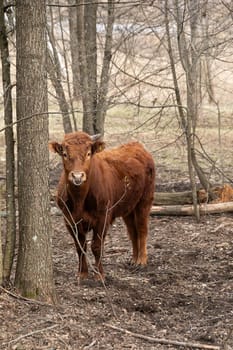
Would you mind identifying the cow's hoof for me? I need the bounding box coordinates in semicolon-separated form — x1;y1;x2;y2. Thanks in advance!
78;272;88;280
136;257;148;266
129;257;137;266
94;272;105;282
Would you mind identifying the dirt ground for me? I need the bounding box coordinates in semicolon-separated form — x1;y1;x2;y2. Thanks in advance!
1;174;233;349
1;141;233;350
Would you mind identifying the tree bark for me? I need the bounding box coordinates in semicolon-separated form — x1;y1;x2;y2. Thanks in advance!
0;0;16;283
46;42;73;134
68;0;80;101
76;0;94;134
165;0;199;220
85;0;98;131
154;192;194;205
95;0;115;134
47;19;73;134
175;0;201;219
76;0;114;134
15;0;56;303
0;183;2;285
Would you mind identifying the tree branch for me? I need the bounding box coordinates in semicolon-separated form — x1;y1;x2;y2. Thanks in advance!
105;323;220;350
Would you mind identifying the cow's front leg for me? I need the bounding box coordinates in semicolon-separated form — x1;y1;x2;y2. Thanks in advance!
66;223;88;279
76;231;88;279
91;226;107;280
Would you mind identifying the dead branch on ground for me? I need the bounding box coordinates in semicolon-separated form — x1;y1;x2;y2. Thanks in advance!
105;323;221;350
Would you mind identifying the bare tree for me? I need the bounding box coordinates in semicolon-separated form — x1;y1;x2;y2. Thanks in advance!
47;29;73;133
47;5;73;134
76;0;115;134
15;0;56;302
163;0;226;219
95;0;115;133
0;212;2;285
0;0;16;282
68;0;80;101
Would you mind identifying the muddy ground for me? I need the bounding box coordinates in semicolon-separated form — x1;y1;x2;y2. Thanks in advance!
0;163;233;349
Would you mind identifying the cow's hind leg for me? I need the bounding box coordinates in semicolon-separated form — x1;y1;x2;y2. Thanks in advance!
134;205;150;266
123;213;139;265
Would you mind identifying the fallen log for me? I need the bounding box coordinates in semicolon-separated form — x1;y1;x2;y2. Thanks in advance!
153;184;233;206
154;191;193;205
151;201;233;216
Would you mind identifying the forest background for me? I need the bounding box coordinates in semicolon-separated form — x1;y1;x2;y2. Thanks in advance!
0;1;232;347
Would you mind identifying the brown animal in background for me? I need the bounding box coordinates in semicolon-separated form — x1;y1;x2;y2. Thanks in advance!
49;131;155;280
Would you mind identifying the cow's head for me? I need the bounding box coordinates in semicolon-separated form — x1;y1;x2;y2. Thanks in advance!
49;132;105;186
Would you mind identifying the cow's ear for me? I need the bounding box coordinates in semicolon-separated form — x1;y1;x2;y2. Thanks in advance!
92;140;105;154
49;141;63;156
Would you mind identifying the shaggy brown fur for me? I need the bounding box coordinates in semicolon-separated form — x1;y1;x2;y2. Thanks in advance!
50;132;155;280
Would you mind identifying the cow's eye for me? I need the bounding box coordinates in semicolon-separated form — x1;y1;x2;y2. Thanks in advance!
62;152;68;159
86;150;91;158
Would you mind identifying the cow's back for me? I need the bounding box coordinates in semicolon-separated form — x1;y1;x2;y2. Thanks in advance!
88;142;155;220
101;142;155;183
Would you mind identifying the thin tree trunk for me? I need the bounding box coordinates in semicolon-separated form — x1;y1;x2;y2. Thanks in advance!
174;0;200;215
58;6;77;131
15;0;56;303
68;0;80;101
186;0;216;201
46;43;73;134
47;20;73;134
0;0;16;283
201;1;215;104
95;0;115;135
0;211;2;285
165;0;199;220
75;0;114;134
76;0;94;134
85;0;98;131
0;183;2;285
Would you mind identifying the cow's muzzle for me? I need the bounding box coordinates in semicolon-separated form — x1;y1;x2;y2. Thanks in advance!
69;171;87;186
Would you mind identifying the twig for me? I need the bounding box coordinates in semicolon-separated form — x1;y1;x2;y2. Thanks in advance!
105;323;221;350
83;340;97;349
2;324;58;347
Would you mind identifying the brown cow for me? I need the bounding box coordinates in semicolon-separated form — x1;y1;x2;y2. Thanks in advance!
49;131;155;280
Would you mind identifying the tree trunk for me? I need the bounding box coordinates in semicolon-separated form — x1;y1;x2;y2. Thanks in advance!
165;0;199;219
175;0;201;220
95;0;115;135
76;0;94;134
46;42;73;134
0;215;2;285
0;183;2;285
15;0;56;303
165;0;218;220
47;19;73;134
85;0;98;131
0;0;16;283
68;0;80;101
76;0;114;135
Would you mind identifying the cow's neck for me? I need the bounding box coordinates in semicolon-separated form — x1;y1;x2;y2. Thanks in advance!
67;182;89;210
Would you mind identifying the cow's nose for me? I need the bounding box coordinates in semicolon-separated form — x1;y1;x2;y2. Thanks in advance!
70;171;86;186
